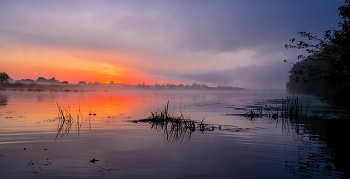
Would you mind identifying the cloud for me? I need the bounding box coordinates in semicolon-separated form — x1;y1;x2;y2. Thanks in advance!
180;61;291;89
0;0;342;52
0;0;344;88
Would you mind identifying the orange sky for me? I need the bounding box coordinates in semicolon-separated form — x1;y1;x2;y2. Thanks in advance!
0;1;342;89
0;45;186;85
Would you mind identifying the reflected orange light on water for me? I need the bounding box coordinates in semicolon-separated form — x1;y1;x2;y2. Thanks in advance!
1;91;197;135
1;92;156;126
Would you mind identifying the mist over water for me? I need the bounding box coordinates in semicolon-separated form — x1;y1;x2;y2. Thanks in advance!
1;1;349;178
0;90;346;178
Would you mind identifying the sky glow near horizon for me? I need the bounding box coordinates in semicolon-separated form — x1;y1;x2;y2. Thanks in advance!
0;0;344;89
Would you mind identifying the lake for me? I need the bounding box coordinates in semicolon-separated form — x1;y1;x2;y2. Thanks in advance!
0;90;347;178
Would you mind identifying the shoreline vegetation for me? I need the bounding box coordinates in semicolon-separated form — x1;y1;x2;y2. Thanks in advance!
0;74;284;92
0;82;252;92
228;93;310;121
0;77;257;92
285;2;350;111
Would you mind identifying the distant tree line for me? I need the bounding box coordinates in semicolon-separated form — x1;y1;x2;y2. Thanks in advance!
0;72;249;91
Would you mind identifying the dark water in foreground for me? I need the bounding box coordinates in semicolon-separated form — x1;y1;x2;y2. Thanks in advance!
0;91;348;178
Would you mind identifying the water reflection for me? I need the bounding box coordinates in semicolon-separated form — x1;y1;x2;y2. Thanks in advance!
131;118;249;144
2;91;348;178
55;103;92;141
130;99;349;178
278;117;349;178
0;93;8;106
228;97;350;178
130;102;249;144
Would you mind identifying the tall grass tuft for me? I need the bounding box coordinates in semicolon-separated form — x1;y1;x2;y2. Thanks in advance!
136;101;195;143
280;93;309;121
239;93;309;121
131;101;248;143
55;103;74;141
55;103;91;141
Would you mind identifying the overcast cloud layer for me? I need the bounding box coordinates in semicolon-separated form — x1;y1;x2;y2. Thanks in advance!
0;0;344;89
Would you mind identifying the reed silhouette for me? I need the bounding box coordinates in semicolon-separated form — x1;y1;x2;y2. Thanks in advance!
55;103;91;141
130;101;249;143
224;94;309;122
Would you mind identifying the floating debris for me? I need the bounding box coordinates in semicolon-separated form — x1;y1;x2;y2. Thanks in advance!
90;159;100;163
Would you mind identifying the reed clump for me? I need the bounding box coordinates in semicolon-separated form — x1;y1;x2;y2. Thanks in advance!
135;101;195;143
131;101;249;143
280;93;309;120
55;103;91;141
55;103;74;141
232;94;309;121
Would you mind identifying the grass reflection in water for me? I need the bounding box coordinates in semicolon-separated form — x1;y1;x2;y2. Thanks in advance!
130;101;249;144
55;103;91;141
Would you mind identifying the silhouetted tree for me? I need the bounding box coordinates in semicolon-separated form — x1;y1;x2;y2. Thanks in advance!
286;57;326;95
285;1;350;109
191;82;201;89
37;77;46;81
49;77;58;83
0;72;10;84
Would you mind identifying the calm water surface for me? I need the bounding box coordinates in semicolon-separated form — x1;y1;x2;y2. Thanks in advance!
0;91;347;178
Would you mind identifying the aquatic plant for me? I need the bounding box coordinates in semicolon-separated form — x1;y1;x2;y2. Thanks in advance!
55;103;91;141
244;106;264;120
55;103;74;141
280;93;309;121
131;101;249;143
225;94;309;122
133;101;194;143
256;94;309;121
